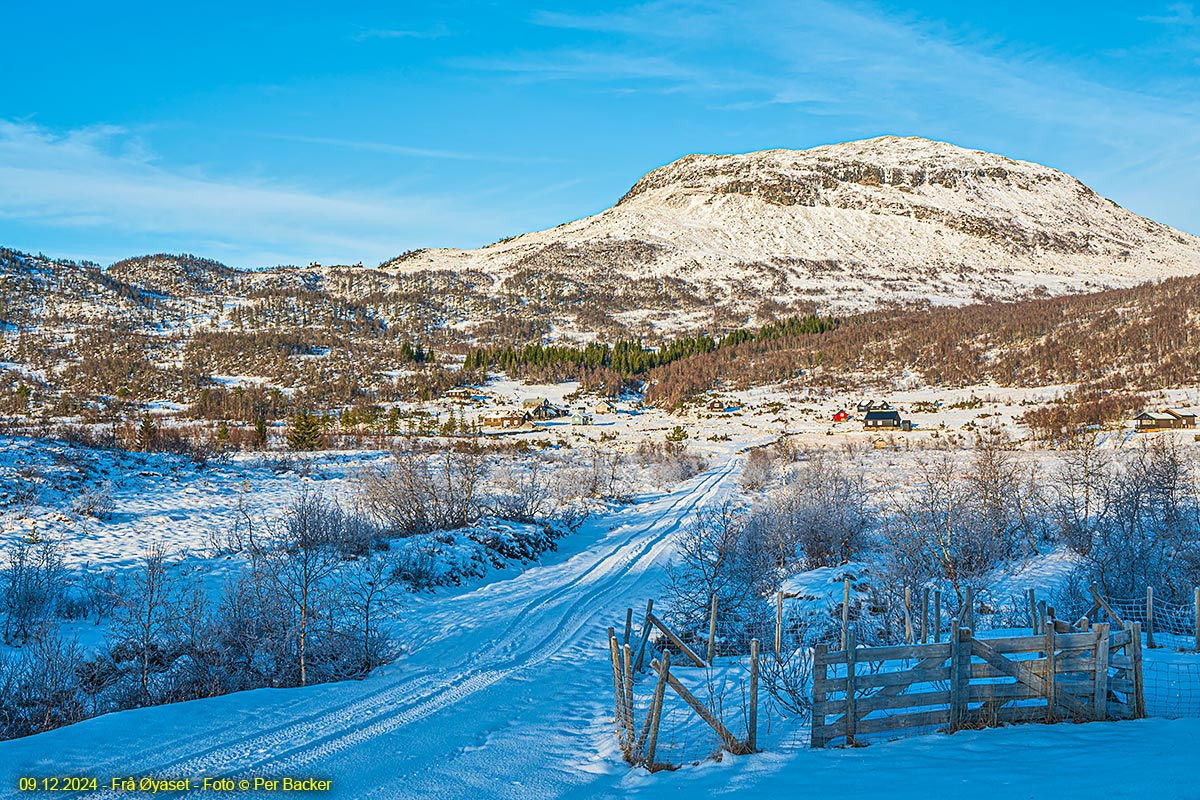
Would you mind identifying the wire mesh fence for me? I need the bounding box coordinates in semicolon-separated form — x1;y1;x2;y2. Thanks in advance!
1144;660;1200;718
1106;590;1200;651
608;582;1200;768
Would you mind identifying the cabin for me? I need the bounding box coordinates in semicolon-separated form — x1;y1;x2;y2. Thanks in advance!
707;399;728;413
857;400;892;413
445;387;477;403
1134;409;1198;431
594;399;618;414
522;399;566;420
833;410;849;422
570;413;593;426
863;409;910;431
481;410;531;430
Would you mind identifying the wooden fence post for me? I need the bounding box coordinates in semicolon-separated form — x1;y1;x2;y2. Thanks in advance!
623;643;635;748
1045;624;1057;721
904;586;913;645
1037;599;1047;637
609;632;627;752
934;590;941;643
708;594;718;666
811;644;828;748
920;588;929;644
844;629;857;746
1146;587;1156;649
1193;587;1199;652
776;590;784;655
841;578;850;651
1028;587;1039;634
1093;624;1110;721
634;599;654;672
645;651;671;770
1129;622;1146;718
959;624;973;728
624;607;633;646
748;639;759;752
948;621;962;730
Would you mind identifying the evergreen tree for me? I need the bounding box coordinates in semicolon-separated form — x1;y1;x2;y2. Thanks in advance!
666;425;689;443
215;420;230;450
137;412;158;451
288;410;323;451
254;415;269;449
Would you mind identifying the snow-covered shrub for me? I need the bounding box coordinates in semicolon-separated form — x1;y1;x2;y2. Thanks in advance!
2;534;68;645
759;645;813;716
637;441;707;487
70;480;114;520
881;434;1045;597
1060;435;1200;601
749;450;870;569
359;444;486;536
663;502;778;651
0;630;88;739
486;457;555;522
739;447;777;491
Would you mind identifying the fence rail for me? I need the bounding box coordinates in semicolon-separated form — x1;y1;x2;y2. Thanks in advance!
811;622;1144;748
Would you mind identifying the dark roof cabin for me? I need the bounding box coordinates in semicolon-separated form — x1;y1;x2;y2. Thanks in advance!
863;409;903;429
522;399;565;420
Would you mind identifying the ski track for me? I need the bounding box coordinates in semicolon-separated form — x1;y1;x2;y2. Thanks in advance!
80;458;739;798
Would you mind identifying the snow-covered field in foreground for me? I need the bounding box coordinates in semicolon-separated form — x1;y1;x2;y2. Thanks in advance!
1;457;1195;799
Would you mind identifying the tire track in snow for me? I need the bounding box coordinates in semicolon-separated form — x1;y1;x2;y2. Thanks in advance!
81;466;720;777
85;459;738;794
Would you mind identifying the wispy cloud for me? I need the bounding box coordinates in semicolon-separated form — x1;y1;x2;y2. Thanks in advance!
1140;3;1199;26
350;23;449;42
510;2;1199;166
262;132;562;164
498;0;1200;230
454;48;702;84
0;120;500;267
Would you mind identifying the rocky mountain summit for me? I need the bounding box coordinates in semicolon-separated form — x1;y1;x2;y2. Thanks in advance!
384;136;1200;333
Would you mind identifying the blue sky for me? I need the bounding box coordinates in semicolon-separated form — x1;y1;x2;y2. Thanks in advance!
2;1;1199;268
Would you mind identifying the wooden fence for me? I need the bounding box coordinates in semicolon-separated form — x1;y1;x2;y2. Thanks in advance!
608;600;759;771
811;622;1145;748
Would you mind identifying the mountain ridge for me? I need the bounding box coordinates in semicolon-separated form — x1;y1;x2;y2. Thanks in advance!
6;136;1200;348
378;136;1200;336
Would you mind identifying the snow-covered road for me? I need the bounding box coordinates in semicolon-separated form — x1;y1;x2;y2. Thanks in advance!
0;459;742;799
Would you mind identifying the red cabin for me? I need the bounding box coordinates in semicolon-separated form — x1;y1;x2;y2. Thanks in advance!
833;410;849;422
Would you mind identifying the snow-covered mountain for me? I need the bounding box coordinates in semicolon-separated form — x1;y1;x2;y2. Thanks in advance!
384;136;1200;333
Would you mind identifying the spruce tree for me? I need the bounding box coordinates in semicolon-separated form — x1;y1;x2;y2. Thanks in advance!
137;412;158;451
254;415;269;449
288;410;323;451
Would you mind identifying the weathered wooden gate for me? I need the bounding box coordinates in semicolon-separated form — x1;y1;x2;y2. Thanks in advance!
812;622;1144;747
